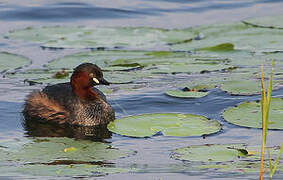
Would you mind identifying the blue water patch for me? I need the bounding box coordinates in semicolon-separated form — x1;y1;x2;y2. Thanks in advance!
1;0;283;22
0;2;158;22
0;101;23;132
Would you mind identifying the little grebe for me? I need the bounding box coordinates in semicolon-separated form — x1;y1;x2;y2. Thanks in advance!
23;63;115;126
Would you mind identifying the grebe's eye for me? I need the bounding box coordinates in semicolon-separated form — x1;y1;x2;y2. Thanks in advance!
89;73;94;78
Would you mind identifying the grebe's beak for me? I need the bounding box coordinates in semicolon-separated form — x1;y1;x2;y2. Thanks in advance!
93;77;110;85
99;78;110;85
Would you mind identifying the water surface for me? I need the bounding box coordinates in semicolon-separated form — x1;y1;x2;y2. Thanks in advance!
1;0;283;179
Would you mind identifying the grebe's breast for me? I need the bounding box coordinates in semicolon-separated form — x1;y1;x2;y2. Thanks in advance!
72;98;115;126
42;82;115;126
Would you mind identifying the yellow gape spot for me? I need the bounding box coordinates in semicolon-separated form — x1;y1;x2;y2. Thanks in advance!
93;77;99;84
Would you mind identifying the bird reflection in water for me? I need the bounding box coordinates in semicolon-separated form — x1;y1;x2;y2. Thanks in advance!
23;116;112;142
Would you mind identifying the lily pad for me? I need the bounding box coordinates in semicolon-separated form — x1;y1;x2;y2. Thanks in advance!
171;143;283;173
195;160;283;173
223;98;283;129
198;43;234;52
47;50;234;75
6;26;196;49
242;15;283;29
165;90;208;98
6;69;70;85
0;137;133;176
0;52;31;73
171;22;283;52
46;50;186;70
220;79;261;95
148;62;233;74
5;137;132;163
14;164;128;177
171;144;248;162
107;113;221;137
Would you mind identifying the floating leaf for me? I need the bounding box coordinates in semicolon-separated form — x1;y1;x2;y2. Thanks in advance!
0;52;31;73
171;144;247;162
46;50;234;76
0;161;129;177
148;62;233;74
198;43;234;52
107;113;221;137
52;69;69;79
220;79;261;95
242;15;283;29
195;159;283;173
171;23;283;52
223;98;283;129
172;144;283;173
0;137;134;177
14;164;129;177
6;26;196;49
4;137;132;163
46;50;186;70
6;69;70;85
165;90;208;98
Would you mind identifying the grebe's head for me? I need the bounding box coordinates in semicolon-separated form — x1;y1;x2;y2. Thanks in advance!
71;63;110;90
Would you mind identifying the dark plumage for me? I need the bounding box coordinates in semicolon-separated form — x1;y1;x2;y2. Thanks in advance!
23;63;115;126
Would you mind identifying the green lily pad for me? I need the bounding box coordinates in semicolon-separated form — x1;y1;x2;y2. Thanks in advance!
107;113;221;137
195;160;283;173
0;137;133;176
165;90;208;98
171;144;248;162
14;164;128;177
198;43;234;52
172;143;283;173
6;69;70;85
0;52;31;73
148;62;233;74
46;50;186;70
5;26;84;43
5;26;196;49
192;49;267;68
242;15;283;29
6;67;137;86
171;22;283;52
5;137;132;163
220;79;261;95
223;98;283;129
47;50;234;75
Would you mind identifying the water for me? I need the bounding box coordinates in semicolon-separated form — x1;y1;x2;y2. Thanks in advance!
1;0;283;179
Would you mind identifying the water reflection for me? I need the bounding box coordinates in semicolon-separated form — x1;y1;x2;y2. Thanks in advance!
23;117;112;141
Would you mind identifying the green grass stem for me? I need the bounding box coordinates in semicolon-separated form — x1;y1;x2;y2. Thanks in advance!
259;61;282;180
259;61;274;180
269;144;283;179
